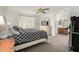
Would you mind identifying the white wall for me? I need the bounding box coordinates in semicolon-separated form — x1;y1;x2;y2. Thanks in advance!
5;11;20;26
6;12;40;29
56;8;70;27
34;15;41;29
38;12;58;36
43;12;57;36
0;7;20;27
0;6;76;35
0;7;40;29
70;6;79;16
42;7;70;36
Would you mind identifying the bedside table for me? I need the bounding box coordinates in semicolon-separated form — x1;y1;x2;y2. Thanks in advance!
0;37;15;52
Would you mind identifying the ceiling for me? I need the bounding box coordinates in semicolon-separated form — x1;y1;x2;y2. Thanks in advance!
5;6;69;15
1;6;79;16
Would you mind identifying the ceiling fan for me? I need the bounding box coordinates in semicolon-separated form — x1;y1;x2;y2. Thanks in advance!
34;8;50;14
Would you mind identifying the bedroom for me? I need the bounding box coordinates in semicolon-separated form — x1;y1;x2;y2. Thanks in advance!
0;6;79;52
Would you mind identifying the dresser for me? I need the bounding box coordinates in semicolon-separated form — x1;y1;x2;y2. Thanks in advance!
58;28;68;35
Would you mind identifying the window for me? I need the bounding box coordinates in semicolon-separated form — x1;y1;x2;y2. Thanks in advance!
19;16;35;29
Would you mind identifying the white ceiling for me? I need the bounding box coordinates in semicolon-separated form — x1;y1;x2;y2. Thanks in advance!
5;6;69;15
1;6;79;16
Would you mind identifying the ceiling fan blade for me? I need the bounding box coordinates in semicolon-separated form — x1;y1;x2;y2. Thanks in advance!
36;11;46;14
34;8;48;14
36;11;40;14
41;10;46;14
43;8;50;10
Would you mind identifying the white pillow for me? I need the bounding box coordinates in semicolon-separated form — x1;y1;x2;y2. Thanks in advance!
9;27;20;35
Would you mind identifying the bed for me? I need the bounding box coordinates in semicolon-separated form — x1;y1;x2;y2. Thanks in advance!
11;27;48;51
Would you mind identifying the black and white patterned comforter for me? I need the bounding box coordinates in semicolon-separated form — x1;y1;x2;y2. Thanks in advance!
12;29;48;46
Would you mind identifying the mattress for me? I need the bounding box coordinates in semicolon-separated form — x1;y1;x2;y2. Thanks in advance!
12;29;48;46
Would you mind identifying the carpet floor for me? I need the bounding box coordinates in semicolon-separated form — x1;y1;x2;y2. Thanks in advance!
17;34;69;52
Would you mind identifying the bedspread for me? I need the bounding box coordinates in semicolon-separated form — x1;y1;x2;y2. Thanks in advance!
12;29;48;46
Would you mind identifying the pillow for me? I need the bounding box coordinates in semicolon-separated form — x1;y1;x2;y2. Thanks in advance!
12;26;19;32
12;26;24;33
19;27;24;33
10;28;20;35
9;26;20;35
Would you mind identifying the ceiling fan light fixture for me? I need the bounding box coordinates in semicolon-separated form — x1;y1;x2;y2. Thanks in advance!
34;8;50;14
